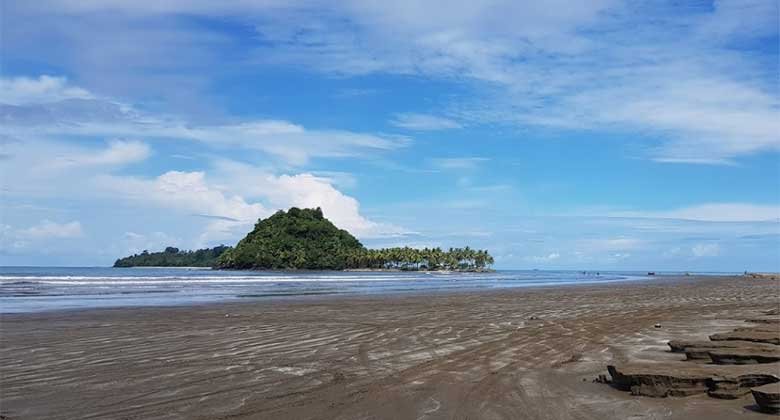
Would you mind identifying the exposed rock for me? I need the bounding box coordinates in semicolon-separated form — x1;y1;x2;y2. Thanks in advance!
668;339;775;353
684;347;723;361
708;347;780;365
746;317;780;325
752;382;780;413
710;329;780;345
607;362;780;398
733;325;778;332
746;273;780;280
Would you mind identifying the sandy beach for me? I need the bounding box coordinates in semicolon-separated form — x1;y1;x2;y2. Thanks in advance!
1;275;778;419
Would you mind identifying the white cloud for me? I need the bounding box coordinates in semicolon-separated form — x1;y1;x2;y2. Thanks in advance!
18;220;83;239
51;139;150;168
267;174;385;237
390;113;462;131
0;75;93;105
0;78;408;165
96;171;269;245
0;138;153;198
525;252;560;263
610;203;780;223
431;157;489;170
238;1;775;164
95;161;408;245
6;3;776;163
692;242;720;257
577;238;644;253
211;160;409;238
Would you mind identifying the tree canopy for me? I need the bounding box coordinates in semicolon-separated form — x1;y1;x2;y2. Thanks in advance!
113;245;231;267
216;207;364;270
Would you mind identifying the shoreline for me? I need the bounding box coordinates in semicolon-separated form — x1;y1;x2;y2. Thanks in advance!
113;266;495;273
114;265;213;269
1;271;667;317
2;273;661;318
3;275;777;419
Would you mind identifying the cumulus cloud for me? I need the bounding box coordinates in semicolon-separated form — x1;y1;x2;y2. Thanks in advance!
211;160;409;238
95;162;408;245
96;171;269;245
390;113;462;131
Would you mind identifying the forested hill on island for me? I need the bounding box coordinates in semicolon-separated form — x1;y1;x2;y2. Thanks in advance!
115;207;493;271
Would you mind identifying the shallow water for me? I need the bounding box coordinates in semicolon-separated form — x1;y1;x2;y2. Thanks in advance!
0;267;664;313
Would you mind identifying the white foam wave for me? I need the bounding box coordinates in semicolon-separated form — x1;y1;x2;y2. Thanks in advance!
0;274;500;285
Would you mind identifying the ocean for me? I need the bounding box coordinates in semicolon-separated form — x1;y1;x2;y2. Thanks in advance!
0;267;657;313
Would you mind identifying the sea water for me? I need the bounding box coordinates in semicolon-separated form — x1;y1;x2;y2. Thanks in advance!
0;267;657;313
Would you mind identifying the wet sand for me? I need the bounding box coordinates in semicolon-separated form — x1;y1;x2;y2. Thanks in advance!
1;275;778;419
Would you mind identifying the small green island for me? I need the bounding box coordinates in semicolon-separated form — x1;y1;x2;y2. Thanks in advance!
113;245;231;267
114;207;493;271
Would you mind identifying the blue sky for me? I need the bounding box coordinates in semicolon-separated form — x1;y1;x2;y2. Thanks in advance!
1;0;778;271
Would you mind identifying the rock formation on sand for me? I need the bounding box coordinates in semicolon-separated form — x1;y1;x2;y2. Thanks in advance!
745;317;780;324
607;362;780;399
606;310;780;408
709;329;780;345
707;347;780;365
751;382;780;413
667;339;775;354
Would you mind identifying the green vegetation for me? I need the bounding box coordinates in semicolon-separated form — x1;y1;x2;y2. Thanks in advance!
216;207;493;271
115;207;494;271
113;245;231;267
343;246;494;271
216;207;364;270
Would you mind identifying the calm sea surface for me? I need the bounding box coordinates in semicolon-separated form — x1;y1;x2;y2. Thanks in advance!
0;267;678;313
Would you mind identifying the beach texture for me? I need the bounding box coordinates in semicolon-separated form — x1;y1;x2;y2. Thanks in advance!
1;275;778;419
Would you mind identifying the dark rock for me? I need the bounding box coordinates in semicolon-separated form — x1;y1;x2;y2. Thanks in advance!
708;347;780;365
607;362;780;398
733;325;778;332
710;329;780;345
746;317;780;325
668;339;775;353
752;382;780;413
685;347;722;361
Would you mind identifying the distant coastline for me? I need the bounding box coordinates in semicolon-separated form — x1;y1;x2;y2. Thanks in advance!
342;268;495;273
118;266;214;270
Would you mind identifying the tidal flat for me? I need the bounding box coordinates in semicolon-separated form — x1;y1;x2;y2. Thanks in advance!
1;275;778;419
